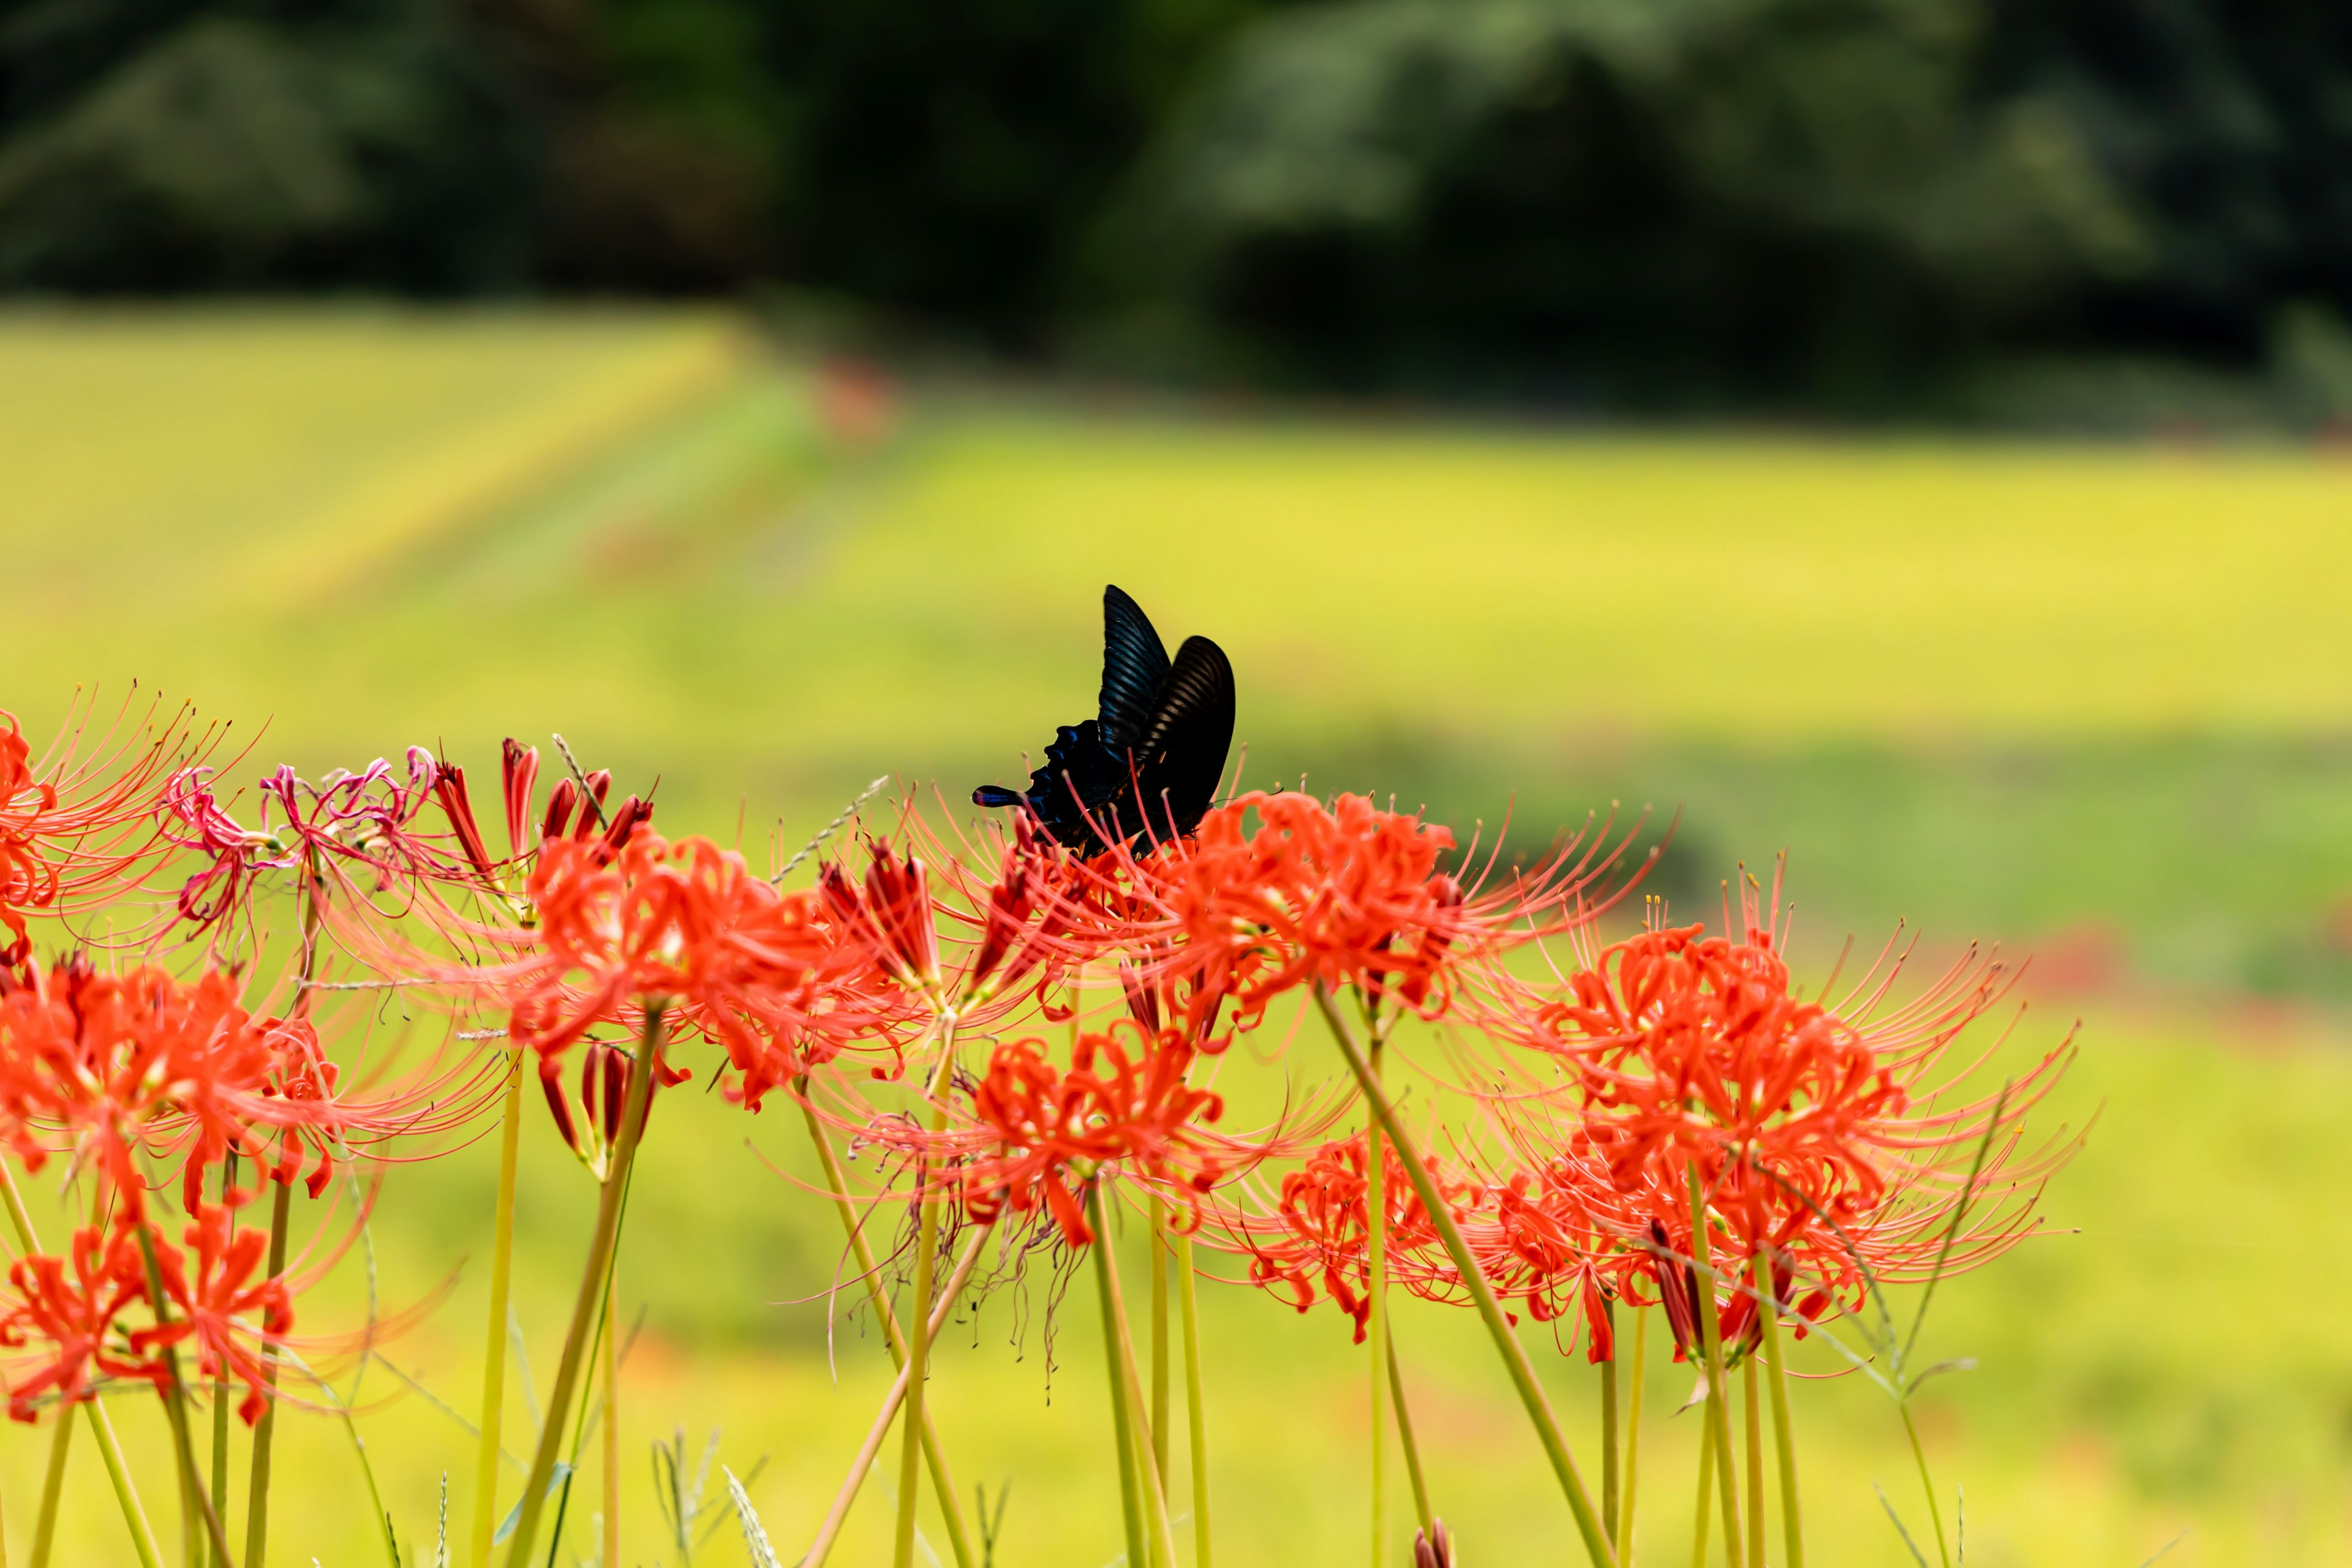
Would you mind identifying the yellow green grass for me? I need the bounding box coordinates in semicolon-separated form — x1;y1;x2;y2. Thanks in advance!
2;309;2349;1566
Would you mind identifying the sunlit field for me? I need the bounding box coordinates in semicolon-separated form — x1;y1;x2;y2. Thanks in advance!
4;309;2350;1567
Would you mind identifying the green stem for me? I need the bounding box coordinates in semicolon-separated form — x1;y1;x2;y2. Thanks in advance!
799;1230;992;1568
1601;1299;1619;1552
88;1400;166;1568
500;1006;664;1568
1743;1351;1764;1568
250;848;323;1568
1176;1230;1212;1568
1900;1404;1951;1568
895;1016;962;1568
799;1091;977;1568
1092;1186;1148;1568
1688;1403;1712;1568
602;1261;620;1568
1091;1183;1178;1568
1150;1196;1170;1492
467;1051;527;1568
1384;1338;1433;1540
1366;1043;1390;1568
132;1221;239;1568
209;1159;236;1568
30;1397;72;1568
0;1159;160;1567
1313;987;1616;1568
1685;1166;1743;1568
1621;1306;1646;1568
1755;1256;1803;1568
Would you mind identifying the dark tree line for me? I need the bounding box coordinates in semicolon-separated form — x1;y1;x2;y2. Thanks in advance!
2;0;2347;395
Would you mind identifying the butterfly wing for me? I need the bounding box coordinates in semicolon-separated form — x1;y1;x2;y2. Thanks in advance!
1123;635;1237;844
1098;585;1171;750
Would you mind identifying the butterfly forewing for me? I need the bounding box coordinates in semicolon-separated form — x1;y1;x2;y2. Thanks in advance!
1128;635;1236;843
1098;586;1172;748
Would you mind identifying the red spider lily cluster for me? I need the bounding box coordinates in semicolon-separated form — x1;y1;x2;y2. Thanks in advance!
0;687;2079;1568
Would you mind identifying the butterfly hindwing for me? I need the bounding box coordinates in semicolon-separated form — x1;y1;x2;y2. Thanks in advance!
1098;585;1171;748
1126;634;1236;843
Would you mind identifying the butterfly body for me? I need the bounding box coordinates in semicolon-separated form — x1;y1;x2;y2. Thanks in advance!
973;586;1235;854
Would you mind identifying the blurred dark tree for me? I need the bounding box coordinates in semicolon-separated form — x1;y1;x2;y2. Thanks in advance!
0;0;2346;398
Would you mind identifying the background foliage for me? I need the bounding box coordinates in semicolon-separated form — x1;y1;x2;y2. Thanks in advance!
5;0;2352;402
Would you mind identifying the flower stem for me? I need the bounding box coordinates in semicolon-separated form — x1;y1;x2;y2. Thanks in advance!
1901;1403;1951;1568
467;1050;527;1568
1685;1166;1743;1568
797;1091;977;1568
249;850;323;1568
1090;1182;1178;1568
132;1221;239;1568
501;1005;664;1568
1176;1229;1212;1568
1092;1188;1147;1568
1743;1351;1764;1568
30;1399;72;1568
1313;986;1616;1568
1366;1038;1390;1568
602;1259;620;1568
209;1159;236;1568
895;1016;962;1568
1384;1338;1434;1540
1687;1411;1713;1568
1755;1255;1802;1568
1621;1306;1647;1568
1601;1298;1619;1551
800;1230;992;1568
0;1159;161;1568
1150;1194;1170;1492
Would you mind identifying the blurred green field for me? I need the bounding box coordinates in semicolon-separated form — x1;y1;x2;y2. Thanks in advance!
4;309;2351;1567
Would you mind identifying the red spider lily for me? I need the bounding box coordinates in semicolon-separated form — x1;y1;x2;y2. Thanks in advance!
1463;1146;1651;1362
255;750;450;889
1229;1131;1474;1343
427;744;622;894
0;960;353;1216
134;1202;295;1425
490;832;917;1110
540;1039;645;1178
1503;867;2076;1344
820;839;938;992
1;697;202;959
0;1219;157;1420
1121;791;1639;1038
954;1021;1229;1246
159;765;292;927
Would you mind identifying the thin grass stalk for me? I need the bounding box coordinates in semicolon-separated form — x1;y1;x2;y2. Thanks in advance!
0;1159;162;1568
1687;1409;1713;1568
1365;1036;1390;1568
1313;986;1617;1568
1091;1182;1178;1568
500;1005;665;1568
800;1230;990;1568
247;851;324;1568
797;1091;976;1567
1743;1355;1764;1568
1384;1338;1434;1540
1685;1166;1743;1568
894;1016;962;1568
603;1262;620;1568
30;1400;72;1568
1602;1298;1619;1551
1175;1229;1212;1568
467;1051;527;1568
131;1223;239;1568
1900;1405;1951;1568
1754;1256;1801;1568
1621;1306;1647;1568
1150;1194;1170;1490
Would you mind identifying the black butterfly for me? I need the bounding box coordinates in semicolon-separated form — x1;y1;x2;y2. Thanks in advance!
972;586;1236;855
